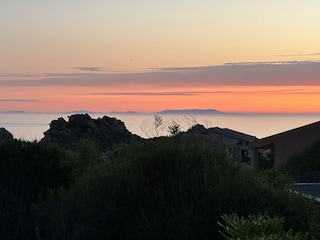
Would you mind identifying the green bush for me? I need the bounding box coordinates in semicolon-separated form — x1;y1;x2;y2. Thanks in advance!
2;138;317;239
218;213;305;240
36;137;320;239
284;140;320;180
0;140;70;240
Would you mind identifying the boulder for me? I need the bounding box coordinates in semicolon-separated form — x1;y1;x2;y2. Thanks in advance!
0;127;13;144
41;114;141;150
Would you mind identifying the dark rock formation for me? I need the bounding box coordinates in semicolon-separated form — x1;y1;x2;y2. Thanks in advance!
0;127;13;144
179;124;217;145
41;114;141;150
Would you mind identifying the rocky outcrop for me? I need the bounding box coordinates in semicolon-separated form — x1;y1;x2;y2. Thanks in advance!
180;124;217;144
41;114;141;150
0;127;13;144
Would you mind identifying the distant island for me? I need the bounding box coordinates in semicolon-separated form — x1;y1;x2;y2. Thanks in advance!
0;109;233;115
63;110;102;114
157;109;226;114
109;111;138;114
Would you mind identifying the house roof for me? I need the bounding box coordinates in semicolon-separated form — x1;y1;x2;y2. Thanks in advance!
249;120;320;149
187;124;256;142
208;127;257;142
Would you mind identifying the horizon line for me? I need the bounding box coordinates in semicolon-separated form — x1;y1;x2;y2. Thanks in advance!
1;109;320;116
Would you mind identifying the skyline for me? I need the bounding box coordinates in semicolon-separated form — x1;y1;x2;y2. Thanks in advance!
1;1;320;113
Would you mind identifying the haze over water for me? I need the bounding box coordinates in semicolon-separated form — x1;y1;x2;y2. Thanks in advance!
1;112;319;141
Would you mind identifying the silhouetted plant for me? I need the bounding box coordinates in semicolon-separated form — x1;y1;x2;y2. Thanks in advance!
168;120;181;136
153;114;164;137
141;114;166;138
258;151;274;169
0;140;70;240
284;140;320;181
218;213;306;240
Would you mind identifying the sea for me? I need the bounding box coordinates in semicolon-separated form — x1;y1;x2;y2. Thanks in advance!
1;112;320;141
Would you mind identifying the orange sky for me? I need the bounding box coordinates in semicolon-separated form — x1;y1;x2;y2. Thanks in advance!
2;80;320;113
1;1;320;113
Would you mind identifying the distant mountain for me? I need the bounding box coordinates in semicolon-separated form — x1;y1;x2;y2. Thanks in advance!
110;111;138;114
0;110;27;114
63;110;102;114
157;109;226;114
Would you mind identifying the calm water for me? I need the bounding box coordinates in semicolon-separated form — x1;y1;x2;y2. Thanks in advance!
0;112;320;141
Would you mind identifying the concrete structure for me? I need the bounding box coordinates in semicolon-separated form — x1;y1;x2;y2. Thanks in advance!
249;121;320;168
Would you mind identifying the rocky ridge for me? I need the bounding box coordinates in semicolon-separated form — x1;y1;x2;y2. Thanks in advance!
41;114;142;151
0;127;13;144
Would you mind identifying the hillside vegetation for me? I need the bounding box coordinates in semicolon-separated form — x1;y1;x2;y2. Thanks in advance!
0;136;319;239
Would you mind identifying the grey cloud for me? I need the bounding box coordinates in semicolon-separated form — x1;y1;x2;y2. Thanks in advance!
88;88;320;96
91;92;200;96
89;91;253;96
0;99;38;102
1;61;320;87
76;67;106;72
275;53;320;57
152;61;320;86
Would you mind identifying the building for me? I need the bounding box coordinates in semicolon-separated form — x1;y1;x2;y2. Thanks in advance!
249;121;320;168
186;124;257;163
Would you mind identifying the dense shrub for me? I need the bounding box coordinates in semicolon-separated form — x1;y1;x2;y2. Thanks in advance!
284;140;320;181
36;137;320;240
0;140;70;240
218;213;305;240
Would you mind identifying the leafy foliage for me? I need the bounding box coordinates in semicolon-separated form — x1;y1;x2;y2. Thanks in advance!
1;137;320;239
284;140;320;180
218;213;306;240
258;151;275;169
0;140;70;240
36;137;320;239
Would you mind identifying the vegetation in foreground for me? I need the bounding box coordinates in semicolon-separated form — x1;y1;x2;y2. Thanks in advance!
284;140;320;182
218;213;306;240
0;137;319;239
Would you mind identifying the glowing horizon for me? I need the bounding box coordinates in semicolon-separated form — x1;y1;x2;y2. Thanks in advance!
1;1;320;114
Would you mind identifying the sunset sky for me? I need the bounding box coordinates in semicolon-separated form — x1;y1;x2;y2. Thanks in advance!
1;1;320;113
